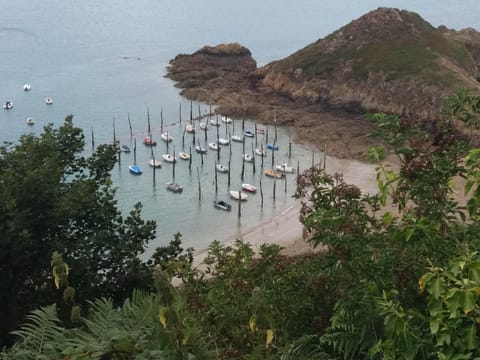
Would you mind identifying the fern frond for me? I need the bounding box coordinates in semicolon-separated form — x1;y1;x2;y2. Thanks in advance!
281;335;332;360
82;297;122;340
120;290;157;332
10;305;65;359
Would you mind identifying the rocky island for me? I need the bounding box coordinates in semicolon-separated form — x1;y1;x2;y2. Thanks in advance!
166;7;480;160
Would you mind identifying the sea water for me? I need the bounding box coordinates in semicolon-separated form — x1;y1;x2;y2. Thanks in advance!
1;0;479;254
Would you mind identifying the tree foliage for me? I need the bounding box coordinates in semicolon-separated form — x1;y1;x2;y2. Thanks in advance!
4;90;480;358
0;116;156;345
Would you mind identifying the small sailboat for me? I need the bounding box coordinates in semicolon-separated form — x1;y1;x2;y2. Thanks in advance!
199;122;208;130
229;190;248;201
178;152;190;160
129;164;143;175
264;169;285;178
218;138;230;145
275;163;295;173
255;148;266;157
129;138;142;175
45;97;53;105
216;164;229;173
241;183;257;193
210;118;220;126
195;145;207;154
214;200;232;211
161;132;173;142
121;144;131;153
3;101;13;110
26;117;35;126
23;84;32;91
231;135;244;143
242;154;254;162
267;143;279;151
185;124;196;133
243;130;254;137
143;136;157;146
256;128;265;134
162;154;176;163
166;181;183;193
209;142;219;151
148;159;162;168
222;116;233;124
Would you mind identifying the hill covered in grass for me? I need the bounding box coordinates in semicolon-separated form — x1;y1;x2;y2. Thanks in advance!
167;7;480;159
259;7;480;117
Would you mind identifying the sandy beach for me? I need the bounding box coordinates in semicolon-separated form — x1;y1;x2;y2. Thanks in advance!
191;153;380;267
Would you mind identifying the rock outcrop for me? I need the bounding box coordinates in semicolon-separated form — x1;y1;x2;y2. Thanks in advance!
166;8;480;160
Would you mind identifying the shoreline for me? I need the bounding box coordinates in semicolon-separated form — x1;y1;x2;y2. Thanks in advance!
190;151;380;268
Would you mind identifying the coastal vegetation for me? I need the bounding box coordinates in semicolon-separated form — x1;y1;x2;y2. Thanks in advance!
1;90;480;359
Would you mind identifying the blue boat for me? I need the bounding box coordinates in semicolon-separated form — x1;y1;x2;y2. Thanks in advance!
129;164;143;175
243;130;254;137
267;143;279;151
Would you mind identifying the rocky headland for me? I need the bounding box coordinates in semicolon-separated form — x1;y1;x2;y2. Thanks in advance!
166;7;480;160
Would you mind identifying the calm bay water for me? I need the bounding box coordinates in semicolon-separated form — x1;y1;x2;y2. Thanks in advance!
1;0;479;254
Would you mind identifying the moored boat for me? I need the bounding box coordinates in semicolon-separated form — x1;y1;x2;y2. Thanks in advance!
185;124;196;133
166;182;183;193
218;138;230;145
161;132;173;142
231;135;244;143
214;200;232;211
23;84;31;91
195;145;207;154
3;101;13;110
242;154;254;162
210;118;220;126
209;142;219;151
148;159;162;168
216;164;229;173
221;116;233;124
229;190;248;201
121;144;131;153
162;154;176;163
267;143;279;151
243;130;254;137
255;148;266;157
199;122;208;130
256;128;265;134
275;163;295;173
129;164;143;175
178;152;190;160
143;136;157;146
264;169;285;178
45;97;53;105
26;117;35;126
241;183;257;193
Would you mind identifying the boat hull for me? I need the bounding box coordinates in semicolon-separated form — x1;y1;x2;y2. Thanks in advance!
166;182;183;193
229;190;248;201
129;165;143;175
214;200;232;211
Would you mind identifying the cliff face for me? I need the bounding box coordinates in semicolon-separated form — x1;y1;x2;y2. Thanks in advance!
165;8;480;159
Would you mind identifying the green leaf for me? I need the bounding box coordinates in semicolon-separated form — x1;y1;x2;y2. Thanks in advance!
427;277;444;299
469;269;480;284
465;324;477;350
458;290;477;314
467;198;478;217
430;318;440;334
